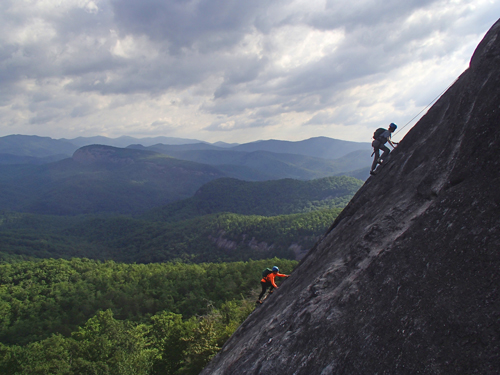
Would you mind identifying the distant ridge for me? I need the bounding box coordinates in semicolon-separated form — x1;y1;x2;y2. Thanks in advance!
232;136;371;160
0;135;78;157
213;141;239;148
0;134;373;177
63;135;206;148
130;144;372;181
0;134;370;160
0;145;226;215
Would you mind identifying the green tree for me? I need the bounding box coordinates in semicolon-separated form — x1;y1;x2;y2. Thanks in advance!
150;312;195;375
69;310;153;375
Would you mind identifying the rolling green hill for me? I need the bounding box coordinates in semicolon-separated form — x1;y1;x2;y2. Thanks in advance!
0;176;362;263
65;209;343;263
0;207;343;263
143;176;363;222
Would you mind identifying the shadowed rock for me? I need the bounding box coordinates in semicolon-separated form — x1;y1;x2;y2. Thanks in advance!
200;18;500;375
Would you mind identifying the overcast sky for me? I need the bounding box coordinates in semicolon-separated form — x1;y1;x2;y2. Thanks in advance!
0;0;498;144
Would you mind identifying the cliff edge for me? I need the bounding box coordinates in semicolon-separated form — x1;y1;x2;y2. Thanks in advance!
200;18;500;375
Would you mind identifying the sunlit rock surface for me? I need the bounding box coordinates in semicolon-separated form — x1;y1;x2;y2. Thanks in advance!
200;18;500;375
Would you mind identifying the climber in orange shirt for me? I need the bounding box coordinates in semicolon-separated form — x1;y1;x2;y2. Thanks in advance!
256;266;289;304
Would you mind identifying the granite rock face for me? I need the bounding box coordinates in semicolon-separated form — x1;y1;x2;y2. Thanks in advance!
200;19;500;375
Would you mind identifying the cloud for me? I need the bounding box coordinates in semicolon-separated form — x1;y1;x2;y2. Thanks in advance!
0;0;498;142
110;0;274;51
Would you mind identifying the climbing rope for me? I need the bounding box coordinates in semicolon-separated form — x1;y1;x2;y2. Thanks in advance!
393;77;459;138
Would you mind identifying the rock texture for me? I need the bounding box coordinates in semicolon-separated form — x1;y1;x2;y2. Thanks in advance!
200;19;500;375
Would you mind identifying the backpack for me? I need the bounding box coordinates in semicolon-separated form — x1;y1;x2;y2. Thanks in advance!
262;268;273;278
373;128;386;140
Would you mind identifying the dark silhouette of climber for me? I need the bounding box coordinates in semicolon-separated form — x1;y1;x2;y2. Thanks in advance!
256;266;289;304
370;123;398;175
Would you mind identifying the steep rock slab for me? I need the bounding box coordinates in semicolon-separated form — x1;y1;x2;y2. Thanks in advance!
201;19;500;375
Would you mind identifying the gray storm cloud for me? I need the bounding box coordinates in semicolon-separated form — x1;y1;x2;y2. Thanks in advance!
0;0;498;142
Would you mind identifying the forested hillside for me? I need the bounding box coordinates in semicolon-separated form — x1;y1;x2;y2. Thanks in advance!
0;258;297;374
0;208;342;263
144;176;361;222
0;176;361;263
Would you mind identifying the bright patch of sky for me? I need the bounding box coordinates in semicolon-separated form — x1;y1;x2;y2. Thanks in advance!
0;0;498;143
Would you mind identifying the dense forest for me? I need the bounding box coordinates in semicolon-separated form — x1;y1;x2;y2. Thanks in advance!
0;208;343;263
0;258;297;374
144;176;360;221
0;176;361;263
0;174;363;374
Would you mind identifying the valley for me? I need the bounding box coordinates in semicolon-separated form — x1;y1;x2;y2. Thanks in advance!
0;134;367;374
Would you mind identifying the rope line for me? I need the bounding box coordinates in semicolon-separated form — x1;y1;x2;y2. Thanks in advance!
393;77;459;138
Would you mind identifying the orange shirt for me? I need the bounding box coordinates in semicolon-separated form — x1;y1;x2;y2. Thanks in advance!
261;272;287;288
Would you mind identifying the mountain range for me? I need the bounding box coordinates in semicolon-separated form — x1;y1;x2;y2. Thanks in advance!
0;136;372;216
0;145;226;215
0;135;372;180
129;143;371;181
0;134;370;160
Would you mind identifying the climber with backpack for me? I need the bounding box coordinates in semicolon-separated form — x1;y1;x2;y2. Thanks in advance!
256;266;289;304
370;123;398;175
